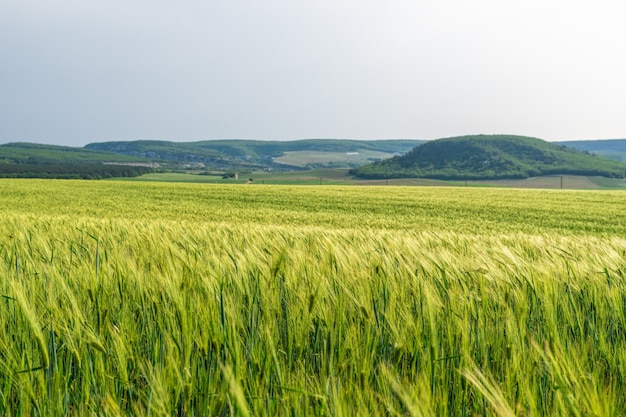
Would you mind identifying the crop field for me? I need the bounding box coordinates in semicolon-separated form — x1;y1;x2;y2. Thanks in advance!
1;179;626;415
122;170;626;189
271;150;392;168
474;175;626;190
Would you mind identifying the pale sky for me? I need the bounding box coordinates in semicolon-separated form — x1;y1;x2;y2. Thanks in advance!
1;0;625;147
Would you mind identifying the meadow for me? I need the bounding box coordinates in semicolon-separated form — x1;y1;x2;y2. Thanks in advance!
1;179;626;415
120;170;626;189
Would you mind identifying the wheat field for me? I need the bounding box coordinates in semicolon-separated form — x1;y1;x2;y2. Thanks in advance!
1;180;625;415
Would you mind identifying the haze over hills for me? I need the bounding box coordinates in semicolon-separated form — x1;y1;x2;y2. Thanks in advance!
350;135;626;180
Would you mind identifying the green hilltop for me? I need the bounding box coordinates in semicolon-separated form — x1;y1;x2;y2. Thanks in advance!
350;135;626;180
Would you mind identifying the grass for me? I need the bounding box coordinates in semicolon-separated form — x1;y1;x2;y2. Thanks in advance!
118;172;225;183
272;150;392;167
119;170;626;189
1;180;626;415
475;175;626;189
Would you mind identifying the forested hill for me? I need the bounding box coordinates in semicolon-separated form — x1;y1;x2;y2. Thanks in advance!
350;135;626;180
0;142;148;163
556;139;626;163
0;142;154;179
85;139;424;169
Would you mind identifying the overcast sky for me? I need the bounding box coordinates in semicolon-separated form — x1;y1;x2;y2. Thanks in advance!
2;0;625;147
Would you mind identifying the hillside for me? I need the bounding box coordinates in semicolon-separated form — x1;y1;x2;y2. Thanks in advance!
557;139;626;163
0;142;150;164
350;135;626;180
0;142;156;179
0;139;424;178
85;139;424;169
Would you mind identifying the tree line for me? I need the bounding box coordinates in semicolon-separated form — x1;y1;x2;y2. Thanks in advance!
0;162;154;179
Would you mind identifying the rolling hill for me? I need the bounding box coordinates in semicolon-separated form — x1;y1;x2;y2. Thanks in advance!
0;142;155;179
0;142;150;164
7;137;626;181
350;135;626;180
85;139;425;169
0;139;425;178
557;139;626;163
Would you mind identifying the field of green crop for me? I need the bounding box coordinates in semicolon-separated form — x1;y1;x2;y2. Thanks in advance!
272;150;392;168
1;179;626;416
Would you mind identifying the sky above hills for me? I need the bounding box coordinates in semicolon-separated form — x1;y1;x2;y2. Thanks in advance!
2;0;625;147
